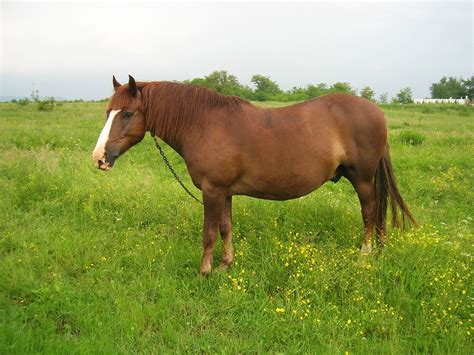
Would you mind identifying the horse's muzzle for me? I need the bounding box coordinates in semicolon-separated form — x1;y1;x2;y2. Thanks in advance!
95;153;117;171
96;159;111;171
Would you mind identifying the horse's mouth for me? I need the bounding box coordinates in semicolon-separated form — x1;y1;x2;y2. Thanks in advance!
94;151;118;171
96;159;111;171
96;156;116;171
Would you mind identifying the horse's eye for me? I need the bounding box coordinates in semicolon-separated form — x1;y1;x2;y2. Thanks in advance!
124;112;133;119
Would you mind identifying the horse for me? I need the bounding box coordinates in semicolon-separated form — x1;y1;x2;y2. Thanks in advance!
92;75;416;274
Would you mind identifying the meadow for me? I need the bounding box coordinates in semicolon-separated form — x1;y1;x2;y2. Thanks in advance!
0;100;472;353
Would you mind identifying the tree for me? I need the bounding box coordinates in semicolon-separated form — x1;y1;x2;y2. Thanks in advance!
285;86;310;102
185;70;253;99
430;76;467;99
360;86;376;101
394;87;413;104
251;74;282;101
378;92;389;104
462;76;474;100
306;83;329;98
186;77;207;87
203;70;241;96
329;82;355;95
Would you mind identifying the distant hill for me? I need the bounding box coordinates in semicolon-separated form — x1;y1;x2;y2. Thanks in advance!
0;96;67;102
0;96;27;102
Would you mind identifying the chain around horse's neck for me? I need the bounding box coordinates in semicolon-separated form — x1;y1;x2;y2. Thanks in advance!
151;134;203;205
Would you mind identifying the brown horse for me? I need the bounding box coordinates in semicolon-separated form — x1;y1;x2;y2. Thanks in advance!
92;75;416;274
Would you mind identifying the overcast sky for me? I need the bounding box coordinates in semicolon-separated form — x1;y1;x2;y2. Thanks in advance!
1;1;473;100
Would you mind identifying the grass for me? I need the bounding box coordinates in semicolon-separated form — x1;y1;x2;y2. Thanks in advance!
0;100;473;353
398;130;426;146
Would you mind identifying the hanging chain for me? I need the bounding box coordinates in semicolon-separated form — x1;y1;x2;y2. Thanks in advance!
151;135;203;205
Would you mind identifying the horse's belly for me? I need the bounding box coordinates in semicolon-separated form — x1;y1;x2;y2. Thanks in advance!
228;146;340;200
230;171;327;200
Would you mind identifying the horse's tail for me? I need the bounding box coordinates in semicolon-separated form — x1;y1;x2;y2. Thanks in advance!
374;144;417;232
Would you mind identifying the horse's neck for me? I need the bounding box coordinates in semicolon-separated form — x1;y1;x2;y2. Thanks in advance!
153;131;185;156
152;128;174;149
148;108;205;157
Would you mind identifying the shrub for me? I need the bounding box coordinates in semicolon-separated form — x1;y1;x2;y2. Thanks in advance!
399;130;425;146
16;98;30;106
393;87;413;104
422;106;434;114
37;97;56;111
360;86;376;101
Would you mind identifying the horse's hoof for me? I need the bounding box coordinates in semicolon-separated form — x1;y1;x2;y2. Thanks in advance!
215;263;230;273
199;265;212;276
356;243;373;267
360;243;372;255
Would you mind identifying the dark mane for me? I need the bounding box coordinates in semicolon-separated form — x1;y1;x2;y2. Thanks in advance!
140;82;249;146
108;81;249;148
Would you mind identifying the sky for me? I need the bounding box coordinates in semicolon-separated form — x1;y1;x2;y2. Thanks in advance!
1;1;473;100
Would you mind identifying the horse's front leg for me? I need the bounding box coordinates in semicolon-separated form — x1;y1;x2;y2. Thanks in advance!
200;184;227;275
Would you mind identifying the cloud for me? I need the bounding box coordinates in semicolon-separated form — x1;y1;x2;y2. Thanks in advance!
2;2;472;99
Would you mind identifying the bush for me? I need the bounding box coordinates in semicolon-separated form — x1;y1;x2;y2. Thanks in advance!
399;130;425;146
422;106;434;114
393;87;413;104
16;98;30;106
36;97;56;111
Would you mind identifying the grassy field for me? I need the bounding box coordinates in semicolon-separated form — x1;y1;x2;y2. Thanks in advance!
0;100;473;353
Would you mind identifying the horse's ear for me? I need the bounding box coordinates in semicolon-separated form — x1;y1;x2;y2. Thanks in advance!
113;75;121;91
128;75;137;97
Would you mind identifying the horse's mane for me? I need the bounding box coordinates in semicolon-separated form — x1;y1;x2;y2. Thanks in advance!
137;81;249;146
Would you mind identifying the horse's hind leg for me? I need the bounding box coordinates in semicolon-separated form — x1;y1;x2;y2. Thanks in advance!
356;181;376;257
218;196;234;269
347;172;376;257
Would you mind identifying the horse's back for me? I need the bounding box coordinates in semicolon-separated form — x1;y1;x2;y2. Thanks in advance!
243;93;387;166
185;93;387;200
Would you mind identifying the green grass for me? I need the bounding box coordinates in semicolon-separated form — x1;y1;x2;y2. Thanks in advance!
0;101;473;353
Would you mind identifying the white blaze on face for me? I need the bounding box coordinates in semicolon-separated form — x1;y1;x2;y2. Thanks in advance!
92;109;121;164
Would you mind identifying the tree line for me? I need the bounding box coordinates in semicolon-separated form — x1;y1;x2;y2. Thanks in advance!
430;76;473;100
184;71;473;104
10;72;473;107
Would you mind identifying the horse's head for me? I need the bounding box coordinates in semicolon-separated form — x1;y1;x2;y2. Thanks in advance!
92;75;147;170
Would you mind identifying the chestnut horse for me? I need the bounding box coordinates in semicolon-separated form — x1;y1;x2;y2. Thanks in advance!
92;75;416;274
